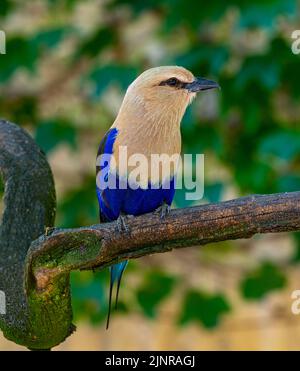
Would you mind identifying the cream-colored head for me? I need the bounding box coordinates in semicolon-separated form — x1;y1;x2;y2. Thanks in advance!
111;66;219;183
126;66;196;116
113;66;219;130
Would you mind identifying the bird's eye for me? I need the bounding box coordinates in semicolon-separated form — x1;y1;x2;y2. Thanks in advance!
166;78;179;86
159;77;183;88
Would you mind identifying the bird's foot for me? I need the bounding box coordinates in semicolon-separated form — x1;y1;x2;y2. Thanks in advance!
116;214;130;233
45;226;55;236
156;203;171;219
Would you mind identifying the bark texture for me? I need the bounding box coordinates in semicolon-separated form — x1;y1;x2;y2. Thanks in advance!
0;120;299;349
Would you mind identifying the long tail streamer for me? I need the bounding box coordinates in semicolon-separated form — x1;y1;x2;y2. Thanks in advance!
106;261;128;329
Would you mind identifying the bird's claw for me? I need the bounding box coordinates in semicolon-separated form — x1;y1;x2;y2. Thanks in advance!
45;226;55;236
156;203;171;219
116;214;130;233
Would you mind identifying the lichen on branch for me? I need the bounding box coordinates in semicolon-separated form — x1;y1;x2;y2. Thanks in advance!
1;120;300;350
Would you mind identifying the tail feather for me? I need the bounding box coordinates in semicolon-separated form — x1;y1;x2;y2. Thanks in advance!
106;261;128;329
115;262;128;310
106;274;114;330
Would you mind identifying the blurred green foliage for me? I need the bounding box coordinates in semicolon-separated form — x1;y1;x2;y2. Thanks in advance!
240;262;287;300
71;270;108;325
58;177;98;227
35;119;77;154
84;64;139;99
136;270;177;318
0;0;299;330
293;233;300;262
179;290;231;329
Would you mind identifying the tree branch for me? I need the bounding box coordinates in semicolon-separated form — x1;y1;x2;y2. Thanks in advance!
27;191;300;291
1;120;300;350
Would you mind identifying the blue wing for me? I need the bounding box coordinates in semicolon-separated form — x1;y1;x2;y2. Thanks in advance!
96;127;176;221
96;127;176;328
96;127;121;222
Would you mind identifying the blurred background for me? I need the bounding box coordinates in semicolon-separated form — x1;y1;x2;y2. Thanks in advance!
1;0;300;350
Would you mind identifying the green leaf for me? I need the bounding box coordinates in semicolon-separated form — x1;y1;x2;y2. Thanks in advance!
0;37;38;82
136;270;177;318
57;176;98;228
204;182;224;203
277;174;300;193
71;267;129;325
75;27;115;58
234;56;279;92
258;131;300;162
109;0;165;15
176;46;229;76
0;96;38;126
47;0;80;9
240;262;287;300
182;122;222;157
163;0;227;31
173;188;196;208
34;119;77;154
71;270;108;325
31;27;71;50
179;290;231;329
238;0;297;29
0;0;13;17
292;233;300;263
85;64;138;98
234;160;276;194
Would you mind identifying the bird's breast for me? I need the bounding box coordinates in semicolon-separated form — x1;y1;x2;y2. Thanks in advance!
111;127;181;188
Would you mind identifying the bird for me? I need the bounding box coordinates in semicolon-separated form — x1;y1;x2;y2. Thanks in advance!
95;66;219;329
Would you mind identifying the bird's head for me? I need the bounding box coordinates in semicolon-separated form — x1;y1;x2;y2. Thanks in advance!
115;66;220;128
128;66;219;104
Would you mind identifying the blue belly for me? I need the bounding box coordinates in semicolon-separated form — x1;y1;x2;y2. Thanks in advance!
97;175;175;222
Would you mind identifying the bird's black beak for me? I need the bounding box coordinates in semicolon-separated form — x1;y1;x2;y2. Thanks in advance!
185;77;220;93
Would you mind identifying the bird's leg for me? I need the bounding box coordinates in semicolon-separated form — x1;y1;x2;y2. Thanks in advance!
45;226;55;236
156;202;171;219
116;213;130;233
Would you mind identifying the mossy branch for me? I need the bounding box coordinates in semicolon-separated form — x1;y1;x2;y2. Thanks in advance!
1;120;300;350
